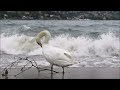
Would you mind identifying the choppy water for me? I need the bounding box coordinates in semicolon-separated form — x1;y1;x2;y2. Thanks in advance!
0;20;120;68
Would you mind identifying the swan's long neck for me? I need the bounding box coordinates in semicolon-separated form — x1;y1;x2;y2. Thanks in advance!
36;30;51;46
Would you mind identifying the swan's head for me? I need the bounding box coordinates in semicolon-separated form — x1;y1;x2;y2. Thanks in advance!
36;30;51;47
36;40;43;47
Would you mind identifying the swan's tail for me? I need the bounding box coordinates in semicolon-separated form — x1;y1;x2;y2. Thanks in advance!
65;52;79;64
72;59;79;64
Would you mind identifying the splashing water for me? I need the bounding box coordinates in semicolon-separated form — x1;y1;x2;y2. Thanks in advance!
0;32;119;58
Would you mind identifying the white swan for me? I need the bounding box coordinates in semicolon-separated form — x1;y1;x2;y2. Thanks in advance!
36;30;76;74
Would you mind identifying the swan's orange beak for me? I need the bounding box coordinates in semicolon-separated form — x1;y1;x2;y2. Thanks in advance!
37;42;42;47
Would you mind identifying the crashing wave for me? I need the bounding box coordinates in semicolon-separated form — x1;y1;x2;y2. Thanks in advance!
0;32;119;58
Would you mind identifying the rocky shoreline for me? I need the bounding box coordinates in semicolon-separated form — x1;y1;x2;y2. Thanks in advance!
0;11;120;20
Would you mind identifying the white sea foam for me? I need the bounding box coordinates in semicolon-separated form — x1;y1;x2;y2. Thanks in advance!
0;32;120;58
0;34;39;55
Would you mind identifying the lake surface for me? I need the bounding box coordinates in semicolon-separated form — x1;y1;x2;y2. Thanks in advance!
0;20;120;68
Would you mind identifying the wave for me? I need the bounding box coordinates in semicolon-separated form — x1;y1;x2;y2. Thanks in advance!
0;32;120;58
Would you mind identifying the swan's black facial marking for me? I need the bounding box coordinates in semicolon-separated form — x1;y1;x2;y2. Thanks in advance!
40;43;42;48
37;42;42;47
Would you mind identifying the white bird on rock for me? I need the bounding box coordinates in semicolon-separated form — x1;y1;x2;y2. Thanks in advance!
36;30;77;74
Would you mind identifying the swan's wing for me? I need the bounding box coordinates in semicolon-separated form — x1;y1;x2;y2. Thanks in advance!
43;45;72;60
53;47;72;59
64;52;72;59
55;48;73;60
43;46;77;66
